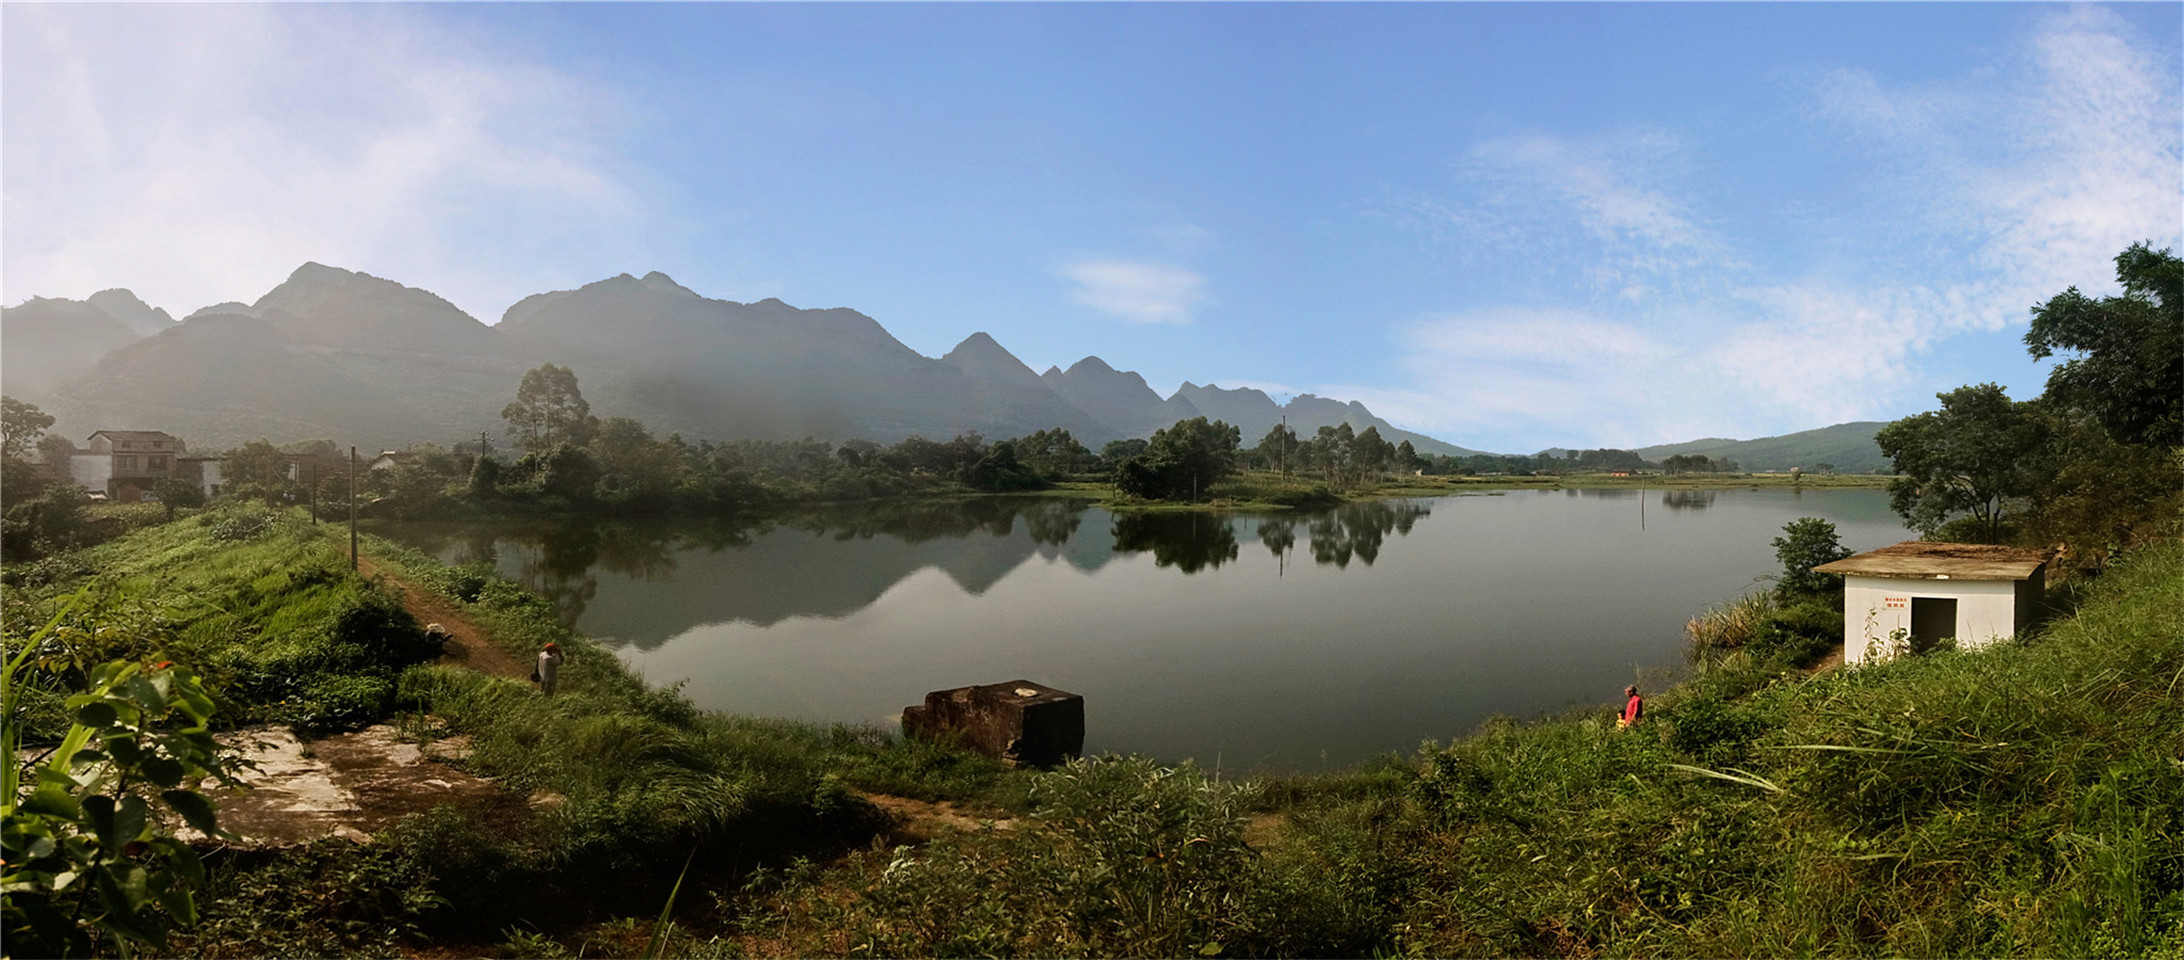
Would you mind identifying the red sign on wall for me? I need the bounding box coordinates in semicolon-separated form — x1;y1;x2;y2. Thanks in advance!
1884;597;1908;609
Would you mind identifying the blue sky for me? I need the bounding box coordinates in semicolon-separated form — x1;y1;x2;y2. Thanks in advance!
5;3;2178;453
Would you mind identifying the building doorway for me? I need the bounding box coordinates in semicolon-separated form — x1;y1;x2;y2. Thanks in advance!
1909;597;1958;653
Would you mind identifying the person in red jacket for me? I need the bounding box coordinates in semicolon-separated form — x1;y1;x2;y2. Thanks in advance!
1618;684;1644;729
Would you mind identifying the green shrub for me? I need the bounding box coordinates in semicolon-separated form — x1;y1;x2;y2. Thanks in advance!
1662;695;1769;766
200;506;279;542
288;674;394;735
1747;598;1842;666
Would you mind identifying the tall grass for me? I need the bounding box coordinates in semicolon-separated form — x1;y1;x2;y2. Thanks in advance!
1685;588;1775;658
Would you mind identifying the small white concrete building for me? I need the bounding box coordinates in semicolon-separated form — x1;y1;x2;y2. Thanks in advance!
1815;542;2053;664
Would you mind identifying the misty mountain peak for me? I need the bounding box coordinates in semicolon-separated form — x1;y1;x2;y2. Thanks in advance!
87;289;175;338
185;301;256;321
249;261;494;354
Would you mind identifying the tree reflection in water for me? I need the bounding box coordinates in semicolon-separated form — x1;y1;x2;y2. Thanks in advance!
1257;516;1297;559
1660;491;1717;511
1306;500;1429;569
1111;511;1240;573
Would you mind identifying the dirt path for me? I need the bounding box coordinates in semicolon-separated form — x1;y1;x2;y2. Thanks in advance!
356;556;530;680
859;792;1018;843
206;725;529;847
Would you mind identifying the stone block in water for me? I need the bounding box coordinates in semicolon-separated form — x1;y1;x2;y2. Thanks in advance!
901;680;1084;767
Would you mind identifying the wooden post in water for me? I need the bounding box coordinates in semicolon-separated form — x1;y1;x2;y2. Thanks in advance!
348;446;359;571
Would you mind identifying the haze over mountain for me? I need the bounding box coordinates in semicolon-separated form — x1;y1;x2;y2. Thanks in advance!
5;261;1856;462
1;296;141;394
1633;422;1891;474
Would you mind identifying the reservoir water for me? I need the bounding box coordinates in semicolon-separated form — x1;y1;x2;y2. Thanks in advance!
379;487;1907;771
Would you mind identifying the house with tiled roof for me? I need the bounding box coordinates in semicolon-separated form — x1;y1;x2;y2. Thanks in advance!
67;430;184;501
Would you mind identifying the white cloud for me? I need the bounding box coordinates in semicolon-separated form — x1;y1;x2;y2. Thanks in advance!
1429;127;1738;299
1060;259;1209;324
1;4;655;321
1326;308;1712;452
1364;9;2179;452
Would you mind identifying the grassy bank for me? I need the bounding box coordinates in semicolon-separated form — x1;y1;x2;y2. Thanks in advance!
8;504;2176;956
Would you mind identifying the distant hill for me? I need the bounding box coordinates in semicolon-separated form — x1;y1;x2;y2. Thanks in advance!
3;296;140;396
1635;421;1890;473
18;262;1492;455
38;265;523;450
1041;357;1203;440
86;289;175;338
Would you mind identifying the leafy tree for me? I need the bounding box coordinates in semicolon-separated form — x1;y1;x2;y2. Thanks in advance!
1394;439;1418;474
368;462;456;520
1114;418;1241;501
534;443;601;502
1354;426;1393;480
1772;517;1853;598
4;638;245;957
468;455;502;500
2022;405;2184;568
1875;383;2050;542
1013;428;1094;477
962;439;1043;492
2023;242;2182;447
149;476;206;521
502;364;599;454
39;433;77;470
2;395;56;461
1100;438;1149;468
219;440;294;504
589;416;683;502
1;485;87;561
1310;423;1355;485
1255;424;1298;477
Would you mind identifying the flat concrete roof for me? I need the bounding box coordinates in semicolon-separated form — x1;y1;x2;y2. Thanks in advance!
1813;541;2051;581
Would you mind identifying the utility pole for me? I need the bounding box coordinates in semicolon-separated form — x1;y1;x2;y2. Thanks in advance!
348;446;359;571
477;430;493;458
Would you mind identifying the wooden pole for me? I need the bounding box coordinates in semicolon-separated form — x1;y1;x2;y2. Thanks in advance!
348;446;359;571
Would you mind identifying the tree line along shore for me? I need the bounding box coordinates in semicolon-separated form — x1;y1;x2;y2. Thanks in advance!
6;356;1882;564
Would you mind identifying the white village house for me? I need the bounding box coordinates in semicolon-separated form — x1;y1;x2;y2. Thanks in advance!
66;430;182;502
1813;542;2054;664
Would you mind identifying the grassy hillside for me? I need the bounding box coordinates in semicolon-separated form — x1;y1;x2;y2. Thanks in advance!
1637;421;1890;473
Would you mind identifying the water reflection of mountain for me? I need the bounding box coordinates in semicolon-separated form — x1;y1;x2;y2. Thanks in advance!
378;500;1113;650
376;497;1435;651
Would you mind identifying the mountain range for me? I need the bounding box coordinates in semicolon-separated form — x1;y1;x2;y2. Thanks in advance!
3;263;1489;456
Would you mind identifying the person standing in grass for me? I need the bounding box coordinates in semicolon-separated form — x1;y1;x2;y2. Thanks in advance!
1618;684;1644;729
536;642;564;695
